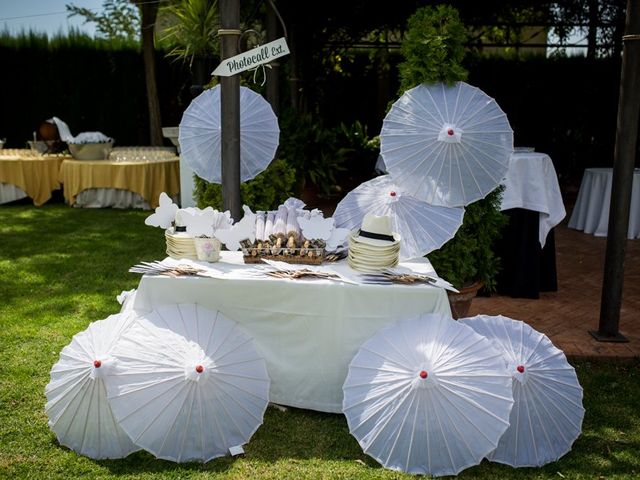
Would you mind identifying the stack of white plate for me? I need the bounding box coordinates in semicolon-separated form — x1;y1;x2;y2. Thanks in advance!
165;228;197;260
347;233;400;272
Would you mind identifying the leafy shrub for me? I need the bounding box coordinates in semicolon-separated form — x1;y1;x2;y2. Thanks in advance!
427;187;508;289
277;111;349;195
398;4;468;93
193;158;297;212
277;111;381;196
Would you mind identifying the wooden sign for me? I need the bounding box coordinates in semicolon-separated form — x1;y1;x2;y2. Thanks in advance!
212;37;289;77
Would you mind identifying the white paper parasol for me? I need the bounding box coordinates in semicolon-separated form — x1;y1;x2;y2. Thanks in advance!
459;315;585;467
380;82;513;207
106;304;270;463
333;175;464;260
45;312;139;459
342;313;514;476
179;85;280;184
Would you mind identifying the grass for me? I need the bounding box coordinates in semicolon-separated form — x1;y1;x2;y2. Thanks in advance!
1;204;639;479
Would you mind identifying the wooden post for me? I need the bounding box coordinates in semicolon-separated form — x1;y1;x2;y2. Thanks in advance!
136;1;163;146
592;0;640;342
219;0;242;221
266;0;280;116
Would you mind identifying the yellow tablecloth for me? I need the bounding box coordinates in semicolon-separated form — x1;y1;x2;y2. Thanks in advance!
0;151;68;206
59;158;180;209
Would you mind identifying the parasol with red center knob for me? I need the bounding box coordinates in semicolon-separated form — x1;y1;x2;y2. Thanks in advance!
179;85;280;184
332;174;464;260
380;81;513;207
342;313;514;476
45;312;140;459
459;314;584;467
105;303;270;463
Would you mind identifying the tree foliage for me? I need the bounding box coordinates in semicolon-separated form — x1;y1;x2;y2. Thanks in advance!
552;0;626;58
159;0;220;65
66;0;140;42
398;5;468;92
194;158;297;211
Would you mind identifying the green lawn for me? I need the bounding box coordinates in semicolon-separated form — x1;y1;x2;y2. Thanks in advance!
1;204;639;479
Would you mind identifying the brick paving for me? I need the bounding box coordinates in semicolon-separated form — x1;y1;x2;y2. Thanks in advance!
468;219;640;361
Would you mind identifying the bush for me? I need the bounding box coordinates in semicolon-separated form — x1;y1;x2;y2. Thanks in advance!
277;111;349;195
427;188;508;290
398;4;468;92
193;158;297;212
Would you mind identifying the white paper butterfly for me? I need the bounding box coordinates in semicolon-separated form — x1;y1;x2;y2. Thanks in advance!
145;192;178;229
214;205;257;251
177;207;216;237
326;227;350;251
297;215;335;241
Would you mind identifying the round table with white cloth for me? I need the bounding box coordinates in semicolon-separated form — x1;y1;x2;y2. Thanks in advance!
568;167;640;239
500;152;566;248
495;151;565;298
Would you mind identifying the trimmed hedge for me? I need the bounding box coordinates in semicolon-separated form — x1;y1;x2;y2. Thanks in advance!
0;34;192;149
0;34;630;191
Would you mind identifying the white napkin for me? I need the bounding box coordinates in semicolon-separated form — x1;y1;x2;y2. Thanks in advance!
51;116;112;144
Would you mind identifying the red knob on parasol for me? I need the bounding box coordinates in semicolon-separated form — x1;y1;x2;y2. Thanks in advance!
93;360;102;368
419;370;428;379
516;365;525;373
195;365;204;373
447;128;455;136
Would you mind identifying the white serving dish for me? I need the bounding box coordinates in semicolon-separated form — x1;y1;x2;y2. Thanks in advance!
68;142;114;160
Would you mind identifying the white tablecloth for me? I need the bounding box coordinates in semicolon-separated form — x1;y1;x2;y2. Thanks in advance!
500;152;566;247
131;252;452;413
568;167;640;238
0;183;27;204
74;188;151;209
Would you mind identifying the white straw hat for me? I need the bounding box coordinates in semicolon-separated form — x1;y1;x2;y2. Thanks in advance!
350;214;401;247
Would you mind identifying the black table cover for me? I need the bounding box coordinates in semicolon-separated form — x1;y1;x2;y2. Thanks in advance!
494;208;558;299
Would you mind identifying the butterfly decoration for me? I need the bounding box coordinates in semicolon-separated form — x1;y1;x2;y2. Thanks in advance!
214;205;257;251
326;227;350;251
297;215;335;241
177;207;216;237
145;192;178;229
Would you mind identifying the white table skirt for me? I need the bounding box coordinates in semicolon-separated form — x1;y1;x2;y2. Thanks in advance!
0;183;28;204
73;189;181;210
500;152;566;247
131;252;452;413
74;188;152;209
568;168;640;239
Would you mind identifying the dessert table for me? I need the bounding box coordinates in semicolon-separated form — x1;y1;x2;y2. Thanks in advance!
130;252;452;413
568;167;640;239
0;150;69;206
58;157;180;209
496;151;566;298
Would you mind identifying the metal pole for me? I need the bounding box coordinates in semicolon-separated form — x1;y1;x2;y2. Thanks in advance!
592;0;640;342
219;0;242;221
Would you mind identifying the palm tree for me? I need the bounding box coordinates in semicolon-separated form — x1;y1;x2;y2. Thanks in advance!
159;0;220;97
